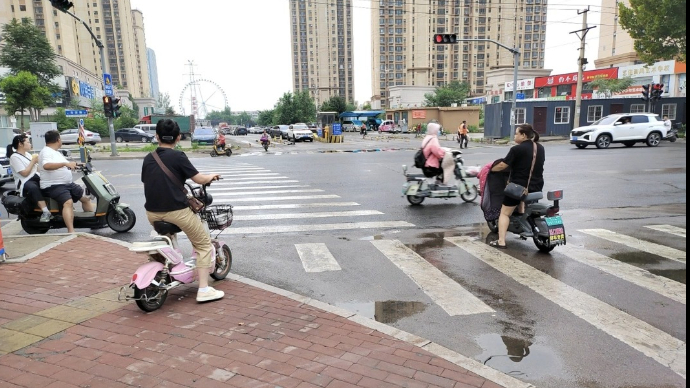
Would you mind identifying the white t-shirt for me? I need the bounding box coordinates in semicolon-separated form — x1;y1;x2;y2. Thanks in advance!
9;152;38;192
39;147;73;189
664;119;672;129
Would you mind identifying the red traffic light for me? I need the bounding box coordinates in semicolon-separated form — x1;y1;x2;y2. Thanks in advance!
433;34;458;44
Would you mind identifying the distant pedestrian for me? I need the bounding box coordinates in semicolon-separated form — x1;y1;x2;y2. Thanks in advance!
458;120;469;149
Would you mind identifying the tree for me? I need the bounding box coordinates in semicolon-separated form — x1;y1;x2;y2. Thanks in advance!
156;92;175;114
257;110;274;126
589;77;635;98
207;107;234;123
362;102;372;111
424;81;471;107
618;0;686;64
53;108;78;130
272;91;316;125
114;105;139;129
0;71;51;130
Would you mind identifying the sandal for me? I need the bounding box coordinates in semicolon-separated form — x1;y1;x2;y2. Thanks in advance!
489;240;508;249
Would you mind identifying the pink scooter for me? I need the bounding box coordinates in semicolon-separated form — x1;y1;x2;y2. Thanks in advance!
119;184;233;312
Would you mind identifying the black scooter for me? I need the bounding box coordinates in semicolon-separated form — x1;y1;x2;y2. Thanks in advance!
2;163;136;235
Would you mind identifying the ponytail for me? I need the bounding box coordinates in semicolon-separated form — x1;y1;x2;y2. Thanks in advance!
517;124;539;142
6;144;14;159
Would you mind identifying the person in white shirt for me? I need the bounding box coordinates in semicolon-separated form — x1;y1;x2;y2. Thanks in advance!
38;130;94;233
7;134;51;222
663;115;673;131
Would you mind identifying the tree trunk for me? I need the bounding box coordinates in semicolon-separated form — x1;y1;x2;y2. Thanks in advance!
20;109;25;131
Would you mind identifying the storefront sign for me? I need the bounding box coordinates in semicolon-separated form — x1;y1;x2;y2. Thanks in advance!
505;78;535;92
535;68;618;88
411;110;426;119
618;60;675;78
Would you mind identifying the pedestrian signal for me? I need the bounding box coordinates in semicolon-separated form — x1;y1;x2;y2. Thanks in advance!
112;98;122;118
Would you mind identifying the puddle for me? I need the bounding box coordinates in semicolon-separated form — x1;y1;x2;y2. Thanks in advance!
476;334;562;379
334;300;427;323
611;251;662;265
649;269;687;284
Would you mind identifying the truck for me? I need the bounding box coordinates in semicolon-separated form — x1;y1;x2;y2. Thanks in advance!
139;115;195;140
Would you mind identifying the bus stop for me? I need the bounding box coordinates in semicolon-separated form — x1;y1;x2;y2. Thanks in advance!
339;111;385;132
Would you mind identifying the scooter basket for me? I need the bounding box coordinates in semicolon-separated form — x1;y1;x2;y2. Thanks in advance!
201;205;233;230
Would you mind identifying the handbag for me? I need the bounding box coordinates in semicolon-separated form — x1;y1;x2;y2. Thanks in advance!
150;151;205;213
504;142;538;200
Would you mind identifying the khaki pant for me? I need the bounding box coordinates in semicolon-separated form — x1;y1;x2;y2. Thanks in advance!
146;208;213;269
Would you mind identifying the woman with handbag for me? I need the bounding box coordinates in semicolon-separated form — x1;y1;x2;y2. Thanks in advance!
489;124;545;249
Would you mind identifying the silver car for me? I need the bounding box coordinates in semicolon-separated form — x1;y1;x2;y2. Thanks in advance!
60;128;102;145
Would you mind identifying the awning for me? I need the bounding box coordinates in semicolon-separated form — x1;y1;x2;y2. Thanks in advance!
339;111;385;119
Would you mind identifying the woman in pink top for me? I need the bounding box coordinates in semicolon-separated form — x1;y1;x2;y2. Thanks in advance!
422;123;456;187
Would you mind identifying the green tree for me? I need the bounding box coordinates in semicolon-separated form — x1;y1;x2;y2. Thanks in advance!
53;108;78;130
114;105;139;129
156;92;175;114
293;90;317;123
0;71;51;130
424;81;471;107
207;106;234;123
320;96;349;115
362;102;372;111
618;0;686;64
257;110;274;126
589;77;635;98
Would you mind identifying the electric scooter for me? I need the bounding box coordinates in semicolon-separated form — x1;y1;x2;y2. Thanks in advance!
402;150;479;205
119;182;233;312
210;141;232;157
2;163;136;234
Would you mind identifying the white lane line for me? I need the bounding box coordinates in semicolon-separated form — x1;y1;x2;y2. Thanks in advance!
198;168;268;172
211;189;324;197
210;180;299;186
580;229;686;263
224;176;290;181
233;202;360;211
220;221;414;235
371;240;495;316
446;236;687;379
295;244;342;273
207;185;310;191
218;173;282;177
213;195;340;203
235;210;383;221
558;245;686;305
645;225;687;239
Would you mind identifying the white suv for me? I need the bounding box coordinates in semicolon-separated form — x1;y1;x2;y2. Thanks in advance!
288;123;314;142
570;113;668;149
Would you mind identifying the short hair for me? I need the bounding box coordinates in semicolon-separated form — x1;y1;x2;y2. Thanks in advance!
156;119;180;144
45;130;61;145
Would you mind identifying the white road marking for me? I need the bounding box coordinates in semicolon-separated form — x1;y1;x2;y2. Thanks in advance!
197;168;267;173
207;185;310;191
232;202;360;211
446;236;687;379
211;189;324;197
213;195;340;203
558;245;686;305
580;229;686;263
223;176;290;181
371;240;495;316
235;210;383;221
210;180;299;186
645;225;686;238
217;173;282;178
220;221;414;234
295;244;342;272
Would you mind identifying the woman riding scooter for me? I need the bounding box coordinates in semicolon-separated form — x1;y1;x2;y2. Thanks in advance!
260;131;270;151
7;134;52;222
422;122;456;189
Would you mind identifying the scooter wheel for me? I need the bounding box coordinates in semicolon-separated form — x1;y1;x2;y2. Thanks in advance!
134;284;168;312
107;208;136;233
407;195;425;205
669;137;677;143
460;185;478;203
533;235;556;253
210;151;218;157
211;245;233;280
20;218;50;235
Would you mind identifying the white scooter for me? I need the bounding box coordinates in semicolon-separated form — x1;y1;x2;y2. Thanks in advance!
402;150;479;205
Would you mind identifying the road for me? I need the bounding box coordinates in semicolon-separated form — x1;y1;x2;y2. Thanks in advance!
2;136;686;388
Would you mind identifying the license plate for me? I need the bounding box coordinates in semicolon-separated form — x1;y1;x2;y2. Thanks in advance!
545;215;566;245
571;136;577;141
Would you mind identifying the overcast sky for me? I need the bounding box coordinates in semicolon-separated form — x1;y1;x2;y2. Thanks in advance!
130;0;604;112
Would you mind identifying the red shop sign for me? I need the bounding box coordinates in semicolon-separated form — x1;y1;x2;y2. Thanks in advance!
535;68;618;88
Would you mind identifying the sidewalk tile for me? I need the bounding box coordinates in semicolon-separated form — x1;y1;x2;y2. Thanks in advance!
0;328;43;354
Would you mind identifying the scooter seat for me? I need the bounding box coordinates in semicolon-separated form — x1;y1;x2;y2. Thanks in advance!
524;192;543;202
153;221;182;235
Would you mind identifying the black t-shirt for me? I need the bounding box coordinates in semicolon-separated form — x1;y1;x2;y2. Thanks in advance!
503;140;545;192
141;148;199;212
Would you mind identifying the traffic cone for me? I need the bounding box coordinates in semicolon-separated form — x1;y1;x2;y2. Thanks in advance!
0;223;7;263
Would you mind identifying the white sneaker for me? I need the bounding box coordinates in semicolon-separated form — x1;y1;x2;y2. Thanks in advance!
196;287;224;302
40;213;52;223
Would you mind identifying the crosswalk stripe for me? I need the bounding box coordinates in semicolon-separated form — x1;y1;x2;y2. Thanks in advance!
371;240;495;316
295;244;342;272
211;189;324;197
580;229;686;263
210;180;299;186
645;225;686;238
446;236;687;379
213;195;340;203
207;185;310;191
235;210;383;221
222;176;290;181
558;245;686;305
232;202;360;211
197;168;268;172
220;221;414;235
218;173;282;177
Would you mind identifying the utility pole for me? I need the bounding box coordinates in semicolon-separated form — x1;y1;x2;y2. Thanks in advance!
570;7;596;129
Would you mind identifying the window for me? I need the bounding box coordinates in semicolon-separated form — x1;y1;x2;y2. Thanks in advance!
516;108;526;124
555;107;570;124
587;106;603;122
631;115;649;124
662;104;677;119
630;104;646;113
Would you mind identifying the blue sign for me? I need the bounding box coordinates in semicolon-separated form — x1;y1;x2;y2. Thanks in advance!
317;129;323;137
79;119;85;126
79;80;95;99
516;93;526;100
66;110;88;117
332;123;342;136
103;73;114;97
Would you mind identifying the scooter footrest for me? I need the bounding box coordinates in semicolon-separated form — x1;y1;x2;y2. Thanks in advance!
130;242;170;252
74;212;96;217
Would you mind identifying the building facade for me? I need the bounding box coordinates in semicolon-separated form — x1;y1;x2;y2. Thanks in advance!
130;9;151;99
371;0;548;109
289;0;354;109
595;0;638;69
147;48;160;102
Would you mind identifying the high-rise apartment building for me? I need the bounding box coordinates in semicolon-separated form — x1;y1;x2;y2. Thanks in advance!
131;9;151;99
371;0;547;108
147;48;160;101
595;0;637;68
289;0;354;108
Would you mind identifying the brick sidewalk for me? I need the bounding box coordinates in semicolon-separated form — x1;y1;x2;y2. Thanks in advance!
0;236;524;388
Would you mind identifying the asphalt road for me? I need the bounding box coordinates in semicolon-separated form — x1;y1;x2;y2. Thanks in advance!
2;136;686;388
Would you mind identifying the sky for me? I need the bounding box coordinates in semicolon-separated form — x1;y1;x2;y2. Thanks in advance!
130;0;605;112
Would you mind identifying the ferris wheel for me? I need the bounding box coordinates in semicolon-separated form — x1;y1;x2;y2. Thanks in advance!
178;78;228;119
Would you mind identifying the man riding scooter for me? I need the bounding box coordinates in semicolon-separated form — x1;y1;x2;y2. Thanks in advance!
260;130;270;151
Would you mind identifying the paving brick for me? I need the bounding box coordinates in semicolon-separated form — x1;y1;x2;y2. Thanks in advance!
290;368;334;387
414;370;457;388
321;365;364;385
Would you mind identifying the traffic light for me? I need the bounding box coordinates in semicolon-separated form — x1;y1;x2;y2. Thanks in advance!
433;34;458;44
641;84;650;101
111;97;121;118
49;0;74;12
651;83;664;101
103;96;113;118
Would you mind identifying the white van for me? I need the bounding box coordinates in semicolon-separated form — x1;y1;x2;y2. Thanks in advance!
134;124;157;135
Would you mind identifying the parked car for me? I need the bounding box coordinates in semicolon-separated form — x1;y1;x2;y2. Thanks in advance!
114;128;155;143
0;146;13;187
191;127;216;145
570;113;668;149
288;123;314;142
270;125;290;139
234;127;248;136
59;128;102;145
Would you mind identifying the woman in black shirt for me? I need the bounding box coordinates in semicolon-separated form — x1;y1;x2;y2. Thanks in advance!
489;124;545;248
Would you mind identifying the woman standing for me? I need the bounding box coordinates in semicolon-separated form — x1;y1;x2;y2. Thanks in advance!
7;134;52;222
489;124;545;249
